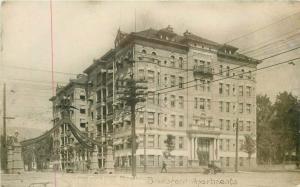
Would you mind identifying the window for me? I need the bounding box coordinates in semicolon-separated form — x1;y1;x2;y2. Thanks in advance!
248;70;252;79
239;121;244;131
239;103;244;113
170;75;176;87
140;155;145;166
179;57;183;69
170;115;176;127
80;108;86;114
91;112;94;121
80;119;86;128
207;120;212;127
171;95;175;107
232;104;236;113
239;140;243;150
219;139;223;151
246;121;251;131
246;86;251;97
194;59;198;66
164;74;168;87
147;92;155;104
142;49;147;54
179;156;184;166
219;101;223;112
179;96;184;109
226;140;230;151
226;102;230;112
233;85;236;96
207;99;211;110
219;65;223;75
179;116;184;127
219;83;223;94
225;84;230;96
157;135;160;148
226;66;230;77
148;112;154;125
240;69;244;78
148;155;155;166
179;137;184;149
151;52;157;56
179;77;183;88
194;98;198;109
200;80;205;91
80;95;86;101
138;69;145;80
246;104;251;114
207;80;211;92
239;86;243;96
219;119;224;130
199;98;205;110
226;157;230;167
170;55;175;67
139;112;144;124
164;96;168;106
157;72;160;85
147;70;155;84
226;120;230;130
148;135;155;148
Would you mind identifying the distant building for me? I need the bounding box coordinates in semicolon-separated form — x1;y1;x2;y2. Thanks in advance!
51;26;260;171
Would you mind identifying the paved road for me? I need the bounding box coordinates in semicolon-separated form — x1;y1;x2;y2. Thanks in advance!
1;171;300;187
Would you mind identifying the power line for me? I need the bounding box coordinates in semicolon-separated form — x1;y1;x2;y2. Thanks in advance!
2;65;78;76
150;46;300;95
225;10;300;44
239;28;300;54
159;57;300;95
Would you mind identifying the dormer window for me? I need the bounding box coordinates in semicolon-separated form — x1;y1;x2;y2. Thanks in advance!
166;36;169;40
160;35;163;39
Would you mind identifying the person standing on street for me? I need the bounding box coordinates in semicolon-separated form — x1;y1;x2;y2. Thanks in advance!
161;161;167;173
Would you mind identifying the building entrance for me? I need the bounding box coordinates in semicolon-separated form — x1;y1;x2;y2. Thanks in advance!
196;138;210;166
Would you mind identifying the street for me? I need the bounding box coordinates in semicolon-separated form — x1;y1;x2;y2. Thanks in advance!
1;171;300;187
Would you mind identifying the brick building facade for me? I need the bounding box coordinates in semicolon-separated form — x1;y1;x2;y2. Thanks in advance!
51;26;260;171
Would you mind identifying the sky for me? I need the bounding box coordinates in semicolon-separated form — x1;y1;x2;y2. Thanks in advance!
0;1;300;133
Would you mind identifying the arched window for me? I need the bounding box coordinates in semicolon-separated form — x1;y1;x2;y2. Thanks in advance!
170;55;175;67
142;49;147;54
151;52;157;56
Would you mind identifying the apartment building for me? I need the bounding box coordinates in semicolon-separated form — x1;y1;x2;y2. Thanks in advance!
50;74;89;171
51;26;260;171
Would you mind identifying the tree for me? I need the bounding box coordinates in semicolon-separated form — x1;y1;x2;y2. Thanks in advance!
256;95;276;164
241;134;256;167
163;134;175;158
272;92;299;163
256;93;300;164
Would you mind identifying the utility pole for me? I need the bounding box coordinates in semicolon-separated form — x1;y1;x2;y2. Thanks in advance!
1;83;15;173
2;83;7;172
117;72;147;178
143;123;146;173
235;118;239;173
